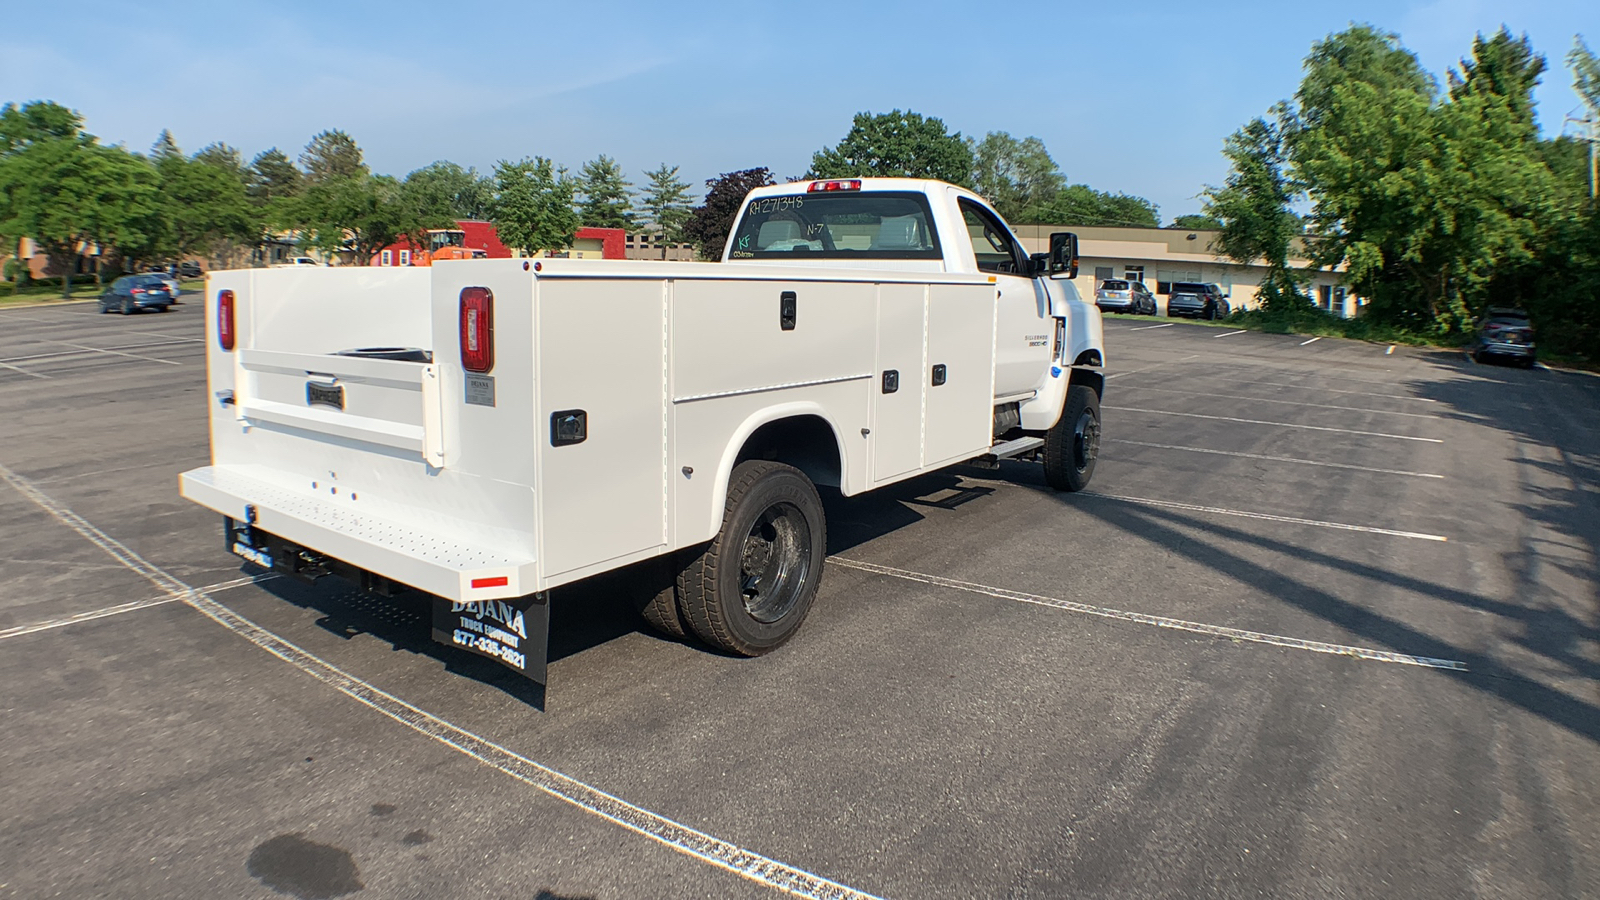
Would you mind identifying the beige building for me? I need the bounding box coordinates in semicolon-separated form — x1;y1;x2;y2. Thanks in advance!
1014;225;1358;317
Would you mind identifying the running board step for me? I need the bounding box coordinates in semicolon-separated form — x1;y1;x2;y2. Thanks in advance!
969;436;1046;468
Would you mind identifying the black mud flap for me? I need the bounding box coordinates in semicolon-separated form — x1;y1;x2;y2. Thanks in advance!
431;593;551;685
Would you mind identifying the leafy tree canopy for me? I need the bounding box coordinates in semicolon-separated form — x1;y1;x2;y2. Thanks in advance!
488;156;579;256
403;161;493;221
0;100;84;153
1171;213;1224;230
637;163;692;254
1030;183;1160;228
1204;110;1307;311
683;168;773;260
809;110;974;186
248;148;303;206
300;129;366;184
970;131;1064;222
577;154;633;229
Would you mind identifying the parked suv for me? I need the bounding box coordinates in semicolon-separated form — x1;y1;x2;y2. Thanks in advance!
1469;308;1536;367
1166;282;1230;319
1095;279;1157;315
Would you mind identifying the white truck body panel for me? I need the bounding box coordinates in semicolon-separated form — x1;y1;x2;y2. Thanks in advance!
180;179;1101;624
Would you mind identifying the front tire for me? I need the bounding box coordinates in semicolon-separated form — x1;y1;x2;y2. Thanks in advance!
122;298;135;315
677;461;825;656
1044;384;1101;492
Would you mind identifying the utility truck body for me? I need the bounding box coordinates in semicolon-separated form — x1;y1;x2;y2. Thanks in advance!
180;178;1105;685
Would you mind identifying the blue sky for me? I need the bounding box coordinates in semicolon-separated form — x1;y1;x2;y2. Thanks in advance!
2;0;1594;223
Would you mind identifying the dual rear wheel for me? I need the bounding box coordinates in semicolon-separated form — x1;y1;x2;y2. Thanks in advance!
638;461;826;656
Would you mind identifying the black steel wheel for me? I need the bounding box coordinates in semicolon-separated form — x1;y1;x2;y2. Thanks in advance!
1044;384;1101;492
677;461;825;656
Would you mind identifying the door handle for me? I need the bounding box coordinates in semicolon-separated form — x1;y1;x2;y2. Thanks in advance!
780;291;796;331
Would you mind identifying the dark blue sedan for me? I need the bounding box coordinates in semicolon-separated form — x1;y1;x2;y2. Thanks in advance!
99;274;176;314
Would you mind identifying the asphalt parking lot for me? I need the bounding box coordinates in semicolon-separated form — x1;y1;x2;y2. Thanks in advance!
2;300;1597;899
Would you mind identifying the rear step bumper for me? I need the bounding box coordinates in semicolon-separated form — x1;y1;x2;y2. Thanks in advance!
180;465;536;603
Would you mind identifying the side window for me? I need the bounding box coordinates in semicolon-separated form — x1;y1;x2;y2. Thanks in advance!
959;199;1026;275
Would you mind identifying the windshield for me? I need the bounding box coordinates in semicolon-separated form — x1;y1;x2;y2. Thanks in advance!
728;191;941;260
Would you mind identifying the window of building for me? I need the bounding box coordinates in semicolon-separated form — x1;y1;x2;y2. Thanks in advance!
1124;265;1145;283
1095;266;1114;282
398;249;411;266
380;249;393;267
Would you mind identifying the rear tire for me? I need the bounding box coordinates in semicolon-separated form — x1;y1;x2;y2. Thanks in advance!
1044;384;1101;492
635;553;691;639
677;461;825;656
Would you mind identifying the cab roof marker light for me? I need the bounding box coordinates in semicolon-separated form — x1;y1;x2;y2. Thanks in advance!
806;179;862;192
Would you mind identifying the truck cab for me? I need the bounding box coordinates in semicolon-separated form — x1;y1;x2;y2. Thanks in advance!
724;178;1103;430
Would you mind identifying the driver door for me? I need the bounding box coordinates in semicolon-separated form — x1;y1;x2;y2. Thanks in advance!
957;198;1051;399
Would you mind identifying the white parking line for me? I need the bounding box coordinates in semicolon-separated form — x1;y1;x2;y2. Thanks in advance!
1104;354;1200;380
1076;491;1449;541
1131;322;1176;331
0;573;277;642
1214;330;1248;338
1299;337;1322;346
0;338;197;365
1227;378;1436;403
829;557;1465;670
1116;385;1439;419
1104;406;1443;443
1107;439;1444;479
127;332;205;343
0;461;884;900
37;339;183;366
0;361;49;380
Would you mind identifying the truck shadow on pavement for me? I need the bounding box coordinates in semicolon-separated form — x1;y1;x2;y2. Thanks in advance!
241;471;972;710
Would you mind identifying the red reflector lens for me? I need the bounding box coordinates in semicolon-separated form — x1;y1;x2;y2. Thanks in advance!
806;179;862;192
459;287;494;373
470;576;509;589
217;289;235;351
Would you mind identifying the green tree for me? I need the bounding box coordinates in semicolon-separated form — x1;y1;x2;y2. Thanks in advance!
969;132;1064;222
637;163;692;258
1171;213;1224;230
683;168;773;260
0;100;82;153
1569;36;1599;199
1291;25;1556;330
808;110;974;186
297;172;445;265
300;130;366;184
248;148;303;205
193;142;248;181
576;154;633;228
1029;183;1161;228
488;157;579;256
151;146;258;265
1204;110;1307;310
403;161;493;220
0;116;160;296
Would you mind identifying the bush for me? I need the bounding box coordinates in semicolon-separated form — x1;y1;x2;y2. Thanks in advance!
1226;304;1453;347
0;281;13;297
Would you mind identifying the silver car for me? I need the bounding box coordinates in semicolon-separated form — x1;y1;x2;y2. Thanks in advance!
1095;279;1157;315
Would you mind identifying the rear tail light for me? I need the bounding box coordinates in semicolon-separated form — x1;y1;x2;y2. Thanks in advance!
131;288;145;295
217;289;235;350
459;287;494;373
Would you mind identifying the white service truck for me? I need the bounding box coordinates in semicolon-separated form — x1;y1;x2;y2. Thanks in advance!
180;178;1106;684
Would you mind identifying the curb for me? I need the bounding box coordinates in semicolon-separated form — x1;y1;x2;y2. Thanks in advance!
0;297;99;311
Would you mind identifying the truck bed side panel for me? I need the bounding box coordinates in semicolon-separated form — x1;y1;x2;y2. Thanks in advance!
532;277;669;582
